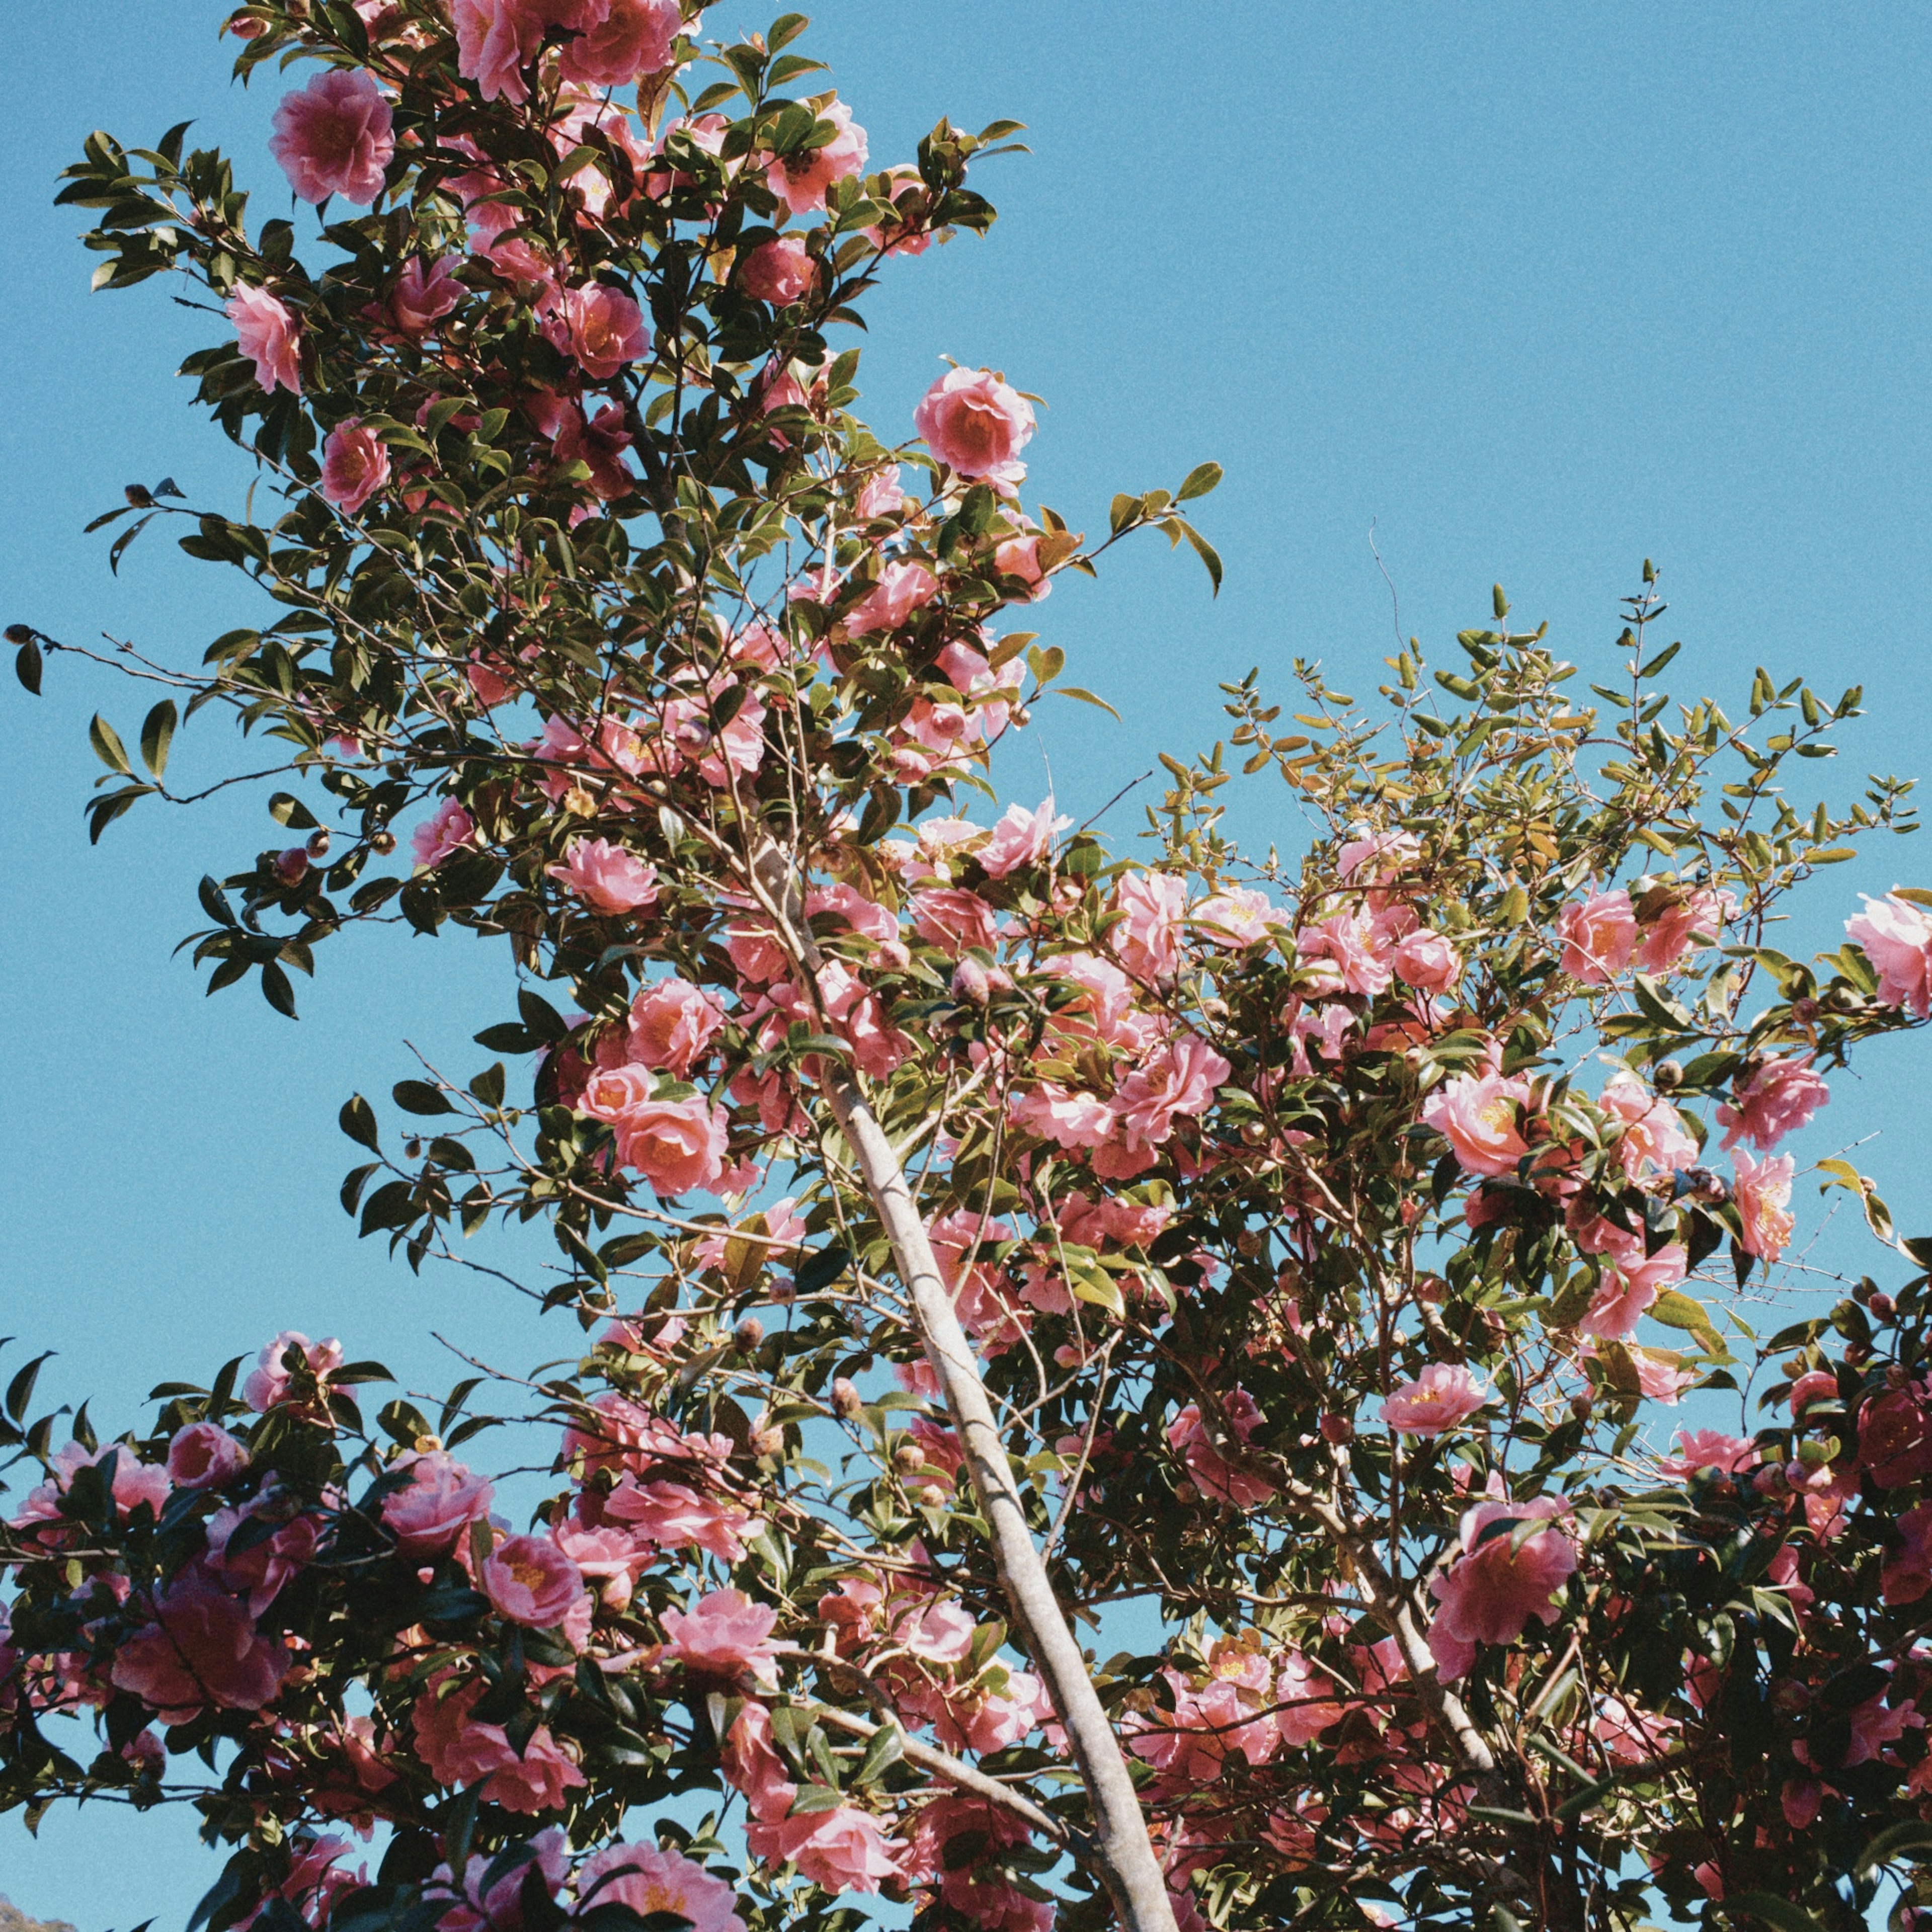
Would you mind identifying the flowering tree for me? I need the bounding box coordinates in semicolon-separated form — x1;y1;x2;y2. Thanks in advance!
11;7;1932;1932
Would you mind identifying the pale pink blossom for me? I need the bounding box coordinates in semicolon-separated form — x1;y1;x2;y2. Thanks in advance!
319;418;390;515
1111;1034;1231;1148
911;887;999;955
1580;1243;1687;1340
1717;1057;1830;1152
544;282;651;380
1734;1148;1796;1263
381;1450;494;1555
627;978;727;1075
207;1493;321;1615
1009;1082;1115;1151
1110;871;1187;979
1557;889;1636;984
979;799;1069;878
1421;1069;1533;1177
854;464;906;521
1297;909;1394;997
578;1845;745;1932
1635;886;1731;973
1658;1429;1759;1478
722;1701;797;1822
167;1423;249;1491
1168;1390;1273;1506
748;1806;902;1894
1847;892;1932;1015
765;100;868;214
452;0;608;106
244;1330;343;1412
227;283;301;395
412;798;475;868
913;365;1035;492
547;837;659;913
111;1566;289;1720
847;559;937;634
1427;1495;1576;1680
1599;1070;1698;1177
556;0;680;86
1392;926;1460;992
269;68;394;205
579;1073;730;1195
738;233;816;305
604;1475;751;1563
1337;830;1420;884
480;1533;587;1630
1381;1363;1489;1437
661;1586;780;1682
994;530;1049;597
387;256;464;336
1193;886;1285;948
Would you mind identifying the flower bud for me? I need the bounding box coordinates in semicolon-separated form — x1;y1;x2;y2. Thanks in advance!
124;483;154;508
4;624;33;645
1570;1392;1593;1421
273;847;309;888
950;957;992;1006
305;828;332;860
1870;1292;1897;1323
830;1377;862;1420
733;1315;765;1352
893;1441;927;1475
1652;1059;1684;1092
370;829;397;856
1318;1413;1352;1444
749;1414;785;1459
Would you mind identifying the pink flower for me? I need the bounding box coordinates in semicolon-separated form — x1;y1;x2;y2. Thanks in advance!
485;1729;586;1816
381;1450;494;1555
1338;830;1420;884
546;398;635;500
1847;892;1932;1015
913;366;1036;492
606;1474;750;1563
412;798;475;868
1658;1429;1759;1478
1192;887;1284;948
1421;1070;1533;1177
547;837;659;913
1579;1244;1686;1340
452;0;607;105
1733;1148;1795;1263
244;1330;343;1412
1392;927;1460;993
1297;910;1394;997
765;100;868;215
427;1829;569;1932
1598;1070;1698;1176
1635;886;1730;973
1861;1388;1932;1489
1168;1391;1274;1507
661;1586;780;1683
544;282;651;380
557;0;681;86
579;1845;745;1932
627;978;727;1075
167;1422;249;1491
227;284;302;395
319;418;391;515
911;887;1000;956
1557;889;1636;984
847;559;937;634
581;1074;731;1194
1381;1363;1489;1437
738;233;816;305
269;68;394;205
1111;1034;1231;1147
207;1494;323;1615
480;1533;587;1630
750;1807;902;1895
1616;1344;1698;1405
1427;1495;1576;1680
111;1566;290;1720
854;464;906;520
1110;871;1187;979
1717;1057;1830;1152
387;256;464;336
994;530;1049;597
722;1701;798;1822
1883;1501;1932;1604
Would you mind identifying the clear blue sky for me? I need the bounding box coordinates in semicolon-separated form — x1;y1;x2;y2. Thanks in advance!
7;4;1932;1923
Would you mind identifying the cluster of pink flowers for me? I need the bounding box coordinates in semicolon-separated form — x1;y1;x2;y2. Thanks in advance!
1556;884;1729;984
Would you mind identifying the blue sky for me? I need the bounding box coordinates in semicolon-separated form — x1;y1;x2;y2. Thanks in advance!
7;3;1932;1924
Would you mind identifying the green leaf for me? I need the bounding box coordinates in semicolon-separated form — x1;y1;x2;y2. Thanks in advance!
14;637;42;695
854;1723;904;1785
139;699;177;778
393;1080;456;1116
260;960;298;1019
1856;1818;1932;1875
1067;1261;1125;1318
339;1095;381;1151
1055;685;1121;721
1725;1892;1826;1932
88;713;130;775
1174;518;1222;594
1177;461;1223;502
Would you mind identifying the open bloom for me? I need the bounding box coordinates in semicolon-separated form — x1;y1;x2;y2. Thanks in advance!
1421;1069;1533;1177
578;1845;745;1932
227;284;301;394
382;1450;494;1556
1847;892;1932;1015
1717;1057;1829;1152
111;1566;289;1720
579;1072;730;1194
319;419;390;515
1733;1148;1796;1263
1599;1070;1698;1176
1558;890;1636;984
1427;1495;1576;1680
544;282;651;379
412;798;476;869
453;0;609;105
167;1423;248;1491
738;233;816;305
627;978;727;1076
269;68;394;204
749;1807;902;1895
662;1587;780;1683
1382;1363;1489;1437
387;256;464;336
764;100;867;213
913;365;1035;491
244;1330;343;1412
480;1534;587;1629
557;0;681;86
547;837;659;913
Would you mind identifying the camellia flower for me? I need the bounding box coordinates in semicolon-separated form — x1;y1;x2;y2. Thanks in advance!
381;1450;494;1556
748;1806;903;1895
1557;889;1636;984
412;798;476;869
846;558;938;635
387;256;464;336
1427;1494;1576;1680
1717;1057;1830;1152
1658;1429;1760;1478
319;419;390;515
269;68;394;205
453;0;608;105
244;1330;343;1412
479;1533;587;1630
166;1422;249;1491
627;977;728;1075
1598;1070;1698;1177
226;283;302;395
1846;892;1932;1015
737;233;816;305
547;837;660;913
1381;1363;1490;1437
1110;870;1187;980
1421;1069;1533;1177
913;365;1036;492
1392;926;1461;992
764;100;867;214
111;1565;290;1720
579;1070;730;1194
1733;1148;1796;1263
544;282;651;380
661;1586;780;1683
556;0;682;87
1168;1390;1274;1506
